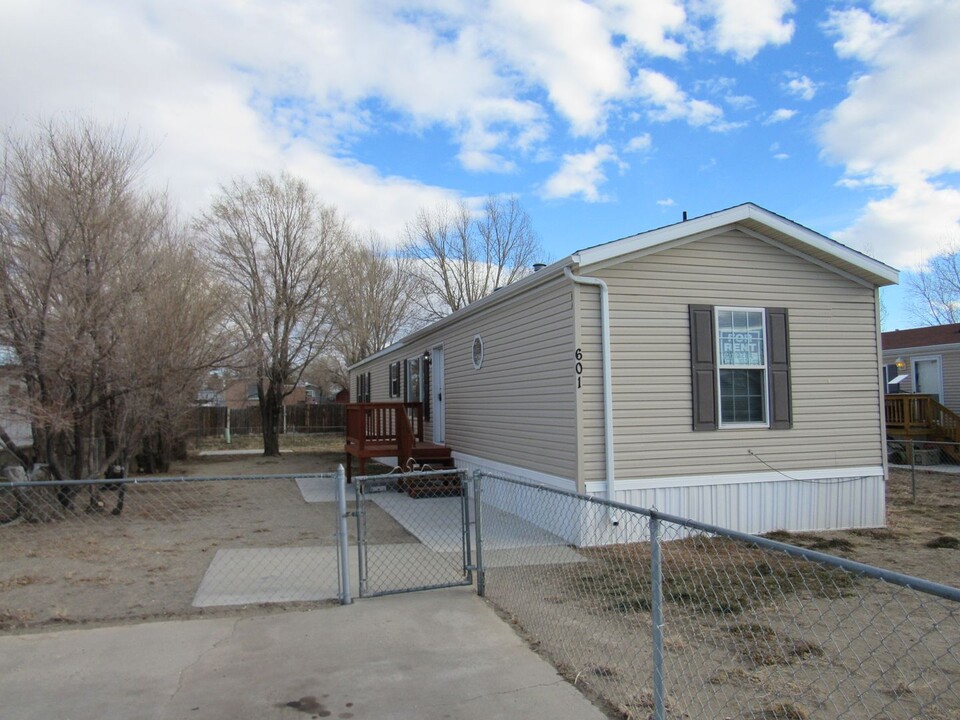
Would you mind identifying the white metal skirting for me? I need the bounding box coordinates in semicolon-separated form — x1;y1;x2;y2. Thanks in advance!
453;452;886;546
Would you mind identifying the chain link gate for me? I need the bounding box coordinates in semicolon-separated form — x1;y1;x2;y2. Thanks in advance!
353;469;474;598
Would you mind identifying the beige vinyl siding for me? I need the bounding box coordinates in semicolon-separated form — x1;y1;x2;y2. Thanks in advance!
351;276;577;479
578;229;884;482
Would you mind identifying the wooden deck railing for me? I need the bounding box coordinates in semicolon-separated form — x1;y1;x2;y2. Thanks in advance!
885;394;960;442
345;402;424;452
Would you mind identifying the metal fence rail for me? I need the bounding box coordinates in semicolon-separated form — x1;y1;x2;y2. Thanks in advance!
475;472;960;720
0;471;342;629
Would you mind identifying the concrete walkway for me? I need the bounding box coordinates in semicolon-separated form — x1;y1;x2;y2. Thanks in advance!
0;587;607;720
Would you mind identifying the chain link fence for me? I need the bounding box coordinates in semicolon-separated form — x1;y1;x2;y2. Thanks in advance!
887;438;960;503
475;472;960;720
0;471;345;629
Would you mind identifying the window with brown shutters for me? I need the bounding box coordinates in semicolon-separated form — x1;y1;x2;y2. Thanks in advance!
689;305;718;431
766;307;792;429
689;304;792;431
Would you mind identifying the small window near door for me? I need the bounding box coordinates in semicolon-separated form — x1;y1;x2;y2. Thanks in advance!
883;363;904;393
406;357;422;403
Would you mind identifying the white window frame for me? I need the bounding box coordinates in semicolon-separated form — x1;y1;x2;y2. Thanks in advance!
715;306;769;429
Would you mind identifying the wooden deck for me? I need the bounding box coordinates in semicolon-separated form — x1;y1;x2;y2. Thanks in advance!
344;403;454;487
885;394;960;462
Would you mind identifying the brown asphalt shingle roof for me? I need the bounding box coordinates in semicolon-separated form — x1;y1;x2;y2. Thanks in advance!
882;323;960;350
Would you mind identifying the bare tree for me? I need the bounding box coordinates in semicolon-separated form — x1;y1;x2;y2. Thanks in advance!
197;173;347;456
327;232;418;387
402;195;542;320
908;243;960;325
0;119;229;485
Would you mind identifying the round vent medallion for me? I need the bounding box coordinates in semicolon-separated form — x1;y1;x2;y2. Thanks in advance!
472;335;484;369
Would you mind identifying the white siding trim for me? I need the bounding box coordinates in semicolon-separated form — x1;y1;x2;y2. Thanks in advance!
584;466;884;493
451;451;576;491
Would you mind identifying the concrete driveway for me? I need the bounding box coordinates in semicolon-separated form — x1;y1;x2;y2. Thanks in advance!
0;587;608;720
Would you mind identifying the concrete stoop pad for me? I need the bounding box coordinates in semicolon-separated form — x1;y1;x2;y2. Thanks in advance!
192;546;343;607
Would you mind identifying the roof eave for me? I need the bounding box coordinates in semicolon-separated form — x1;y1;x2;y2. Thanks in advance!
348;255;574;371
575;203;899;287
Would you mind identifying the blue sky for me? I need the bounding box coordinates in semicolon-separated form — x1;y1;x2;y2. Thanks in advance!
2;0;959;330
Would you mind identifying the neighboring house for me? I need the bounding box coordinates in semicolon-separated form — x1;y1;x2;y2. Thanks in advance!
214;380;323;409
881;324;960;409
0;362;33;463
349;203;898;538
880;324;960;455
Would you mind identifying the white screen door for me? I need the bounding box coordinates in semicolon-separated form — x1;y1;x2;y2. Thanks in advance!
432;346;445;443
914;357;942;403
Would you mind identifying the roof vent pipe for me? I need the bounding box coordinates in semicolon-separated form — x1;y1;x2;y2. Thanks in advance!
532;263;546;272
682;211;688;221
563;265;618;525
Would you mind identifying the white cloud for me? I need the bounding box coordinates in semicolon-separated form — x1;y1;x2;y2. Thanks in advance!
773;153;790;160
657;198;676;206
821;0;960;266
541;144;619;202
725;94;756;109
700;0;796;61
835;180;960;269
625;134;653;153
765;108;797;124
634;70;724;128
824;7;898;62
594;0;687;59
783;74;817;100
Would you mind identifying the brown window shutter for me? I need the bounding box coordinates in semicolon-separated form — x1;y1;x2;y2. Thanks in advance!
766;307;792;429
402;360;408;402
689;305;718;431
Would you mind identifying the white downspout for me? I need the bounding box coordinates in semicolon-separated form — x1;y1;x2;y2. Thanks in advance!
564;265;617;524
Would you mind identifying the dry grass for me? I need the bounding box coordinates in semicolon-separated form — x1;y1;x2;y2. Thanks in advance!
574;536;857;618
191;432;344;454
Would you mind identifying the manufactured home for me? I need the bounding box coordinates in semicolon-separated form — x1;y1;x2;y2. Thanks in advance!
348;203;898;536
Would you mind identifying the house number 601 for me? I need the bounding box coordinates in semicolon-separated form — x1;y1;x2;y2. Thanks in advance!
575;348;583;389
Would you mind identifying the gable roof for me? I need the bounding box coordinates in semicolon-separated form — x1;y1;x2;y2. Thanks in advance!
351;202;898;370
574;203;898;287
883;323;960;351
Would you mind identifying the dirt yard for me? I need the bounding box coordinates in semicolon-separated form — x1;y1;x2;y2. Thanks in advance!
0;447;408;632
481;467;960;720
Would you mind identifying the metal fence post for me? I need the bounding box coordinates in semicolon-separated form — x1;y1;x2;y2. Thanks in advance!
910;440;917;503
650;513;665;720
473;470;485;597
335;465;352;605
355;474;367;597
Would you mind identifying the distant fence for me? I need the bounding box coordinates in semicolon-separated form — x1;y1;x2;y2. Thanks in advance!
193;403;345;438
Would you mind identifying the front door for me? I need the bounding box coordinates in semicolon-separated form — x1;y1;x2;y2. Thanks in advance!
914;357;943;403
432;346;445;444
